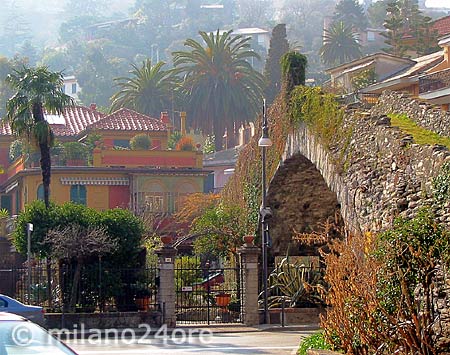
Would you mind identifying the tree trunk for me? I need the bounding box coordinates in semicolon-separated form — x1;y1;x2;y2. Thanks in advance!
40;143;52;209
69;258;82;312
32;102;52;209
214;125;224;152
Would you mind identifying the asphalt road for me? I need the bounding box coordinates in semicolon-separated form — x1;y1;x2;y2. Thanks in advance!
67;330;315;355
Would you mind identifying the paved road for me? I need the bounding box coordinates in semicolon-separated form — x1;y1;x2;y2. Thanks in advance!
68;330;315;355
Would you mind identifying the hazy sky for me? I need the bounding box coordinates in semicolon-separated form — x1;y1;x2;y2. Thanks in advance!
426;0;450;7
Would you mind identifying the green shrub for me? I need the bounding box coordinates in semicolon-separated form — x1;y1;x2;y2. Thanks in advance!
62;141;88;160
9;139;24;162
130;134;151;150
298;332;331;355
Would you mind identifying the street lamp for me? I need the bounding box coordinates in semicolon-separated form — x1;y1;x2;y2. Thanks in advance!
258;99;272;324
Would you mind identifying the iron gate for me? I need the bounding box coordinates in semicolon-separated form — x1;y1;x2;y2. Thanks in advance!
175;256;243;325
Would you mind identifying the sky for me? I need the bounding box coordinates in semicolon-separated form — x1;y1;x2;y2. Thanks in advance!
425;0;450;7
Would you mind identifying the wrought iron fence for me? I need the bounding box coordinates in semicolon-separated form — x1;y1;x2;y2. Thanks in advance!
174;256;243;325
1;264;158;313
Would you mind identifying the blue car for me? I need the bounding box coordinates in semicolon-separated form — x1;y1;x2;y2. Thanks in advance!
0;294;45;326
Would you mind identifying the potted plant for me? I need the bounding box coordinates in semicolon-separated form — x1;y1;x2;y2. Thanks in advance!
0;208;9;236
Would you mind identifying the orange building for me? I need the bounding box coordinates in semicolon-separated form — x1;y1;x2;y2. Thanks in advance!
0;106;207;218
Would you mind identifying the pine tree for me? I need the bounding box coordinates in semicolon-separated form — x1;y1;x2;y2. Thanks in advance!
333;0;368;31
264;24;289;105
381;1;408;56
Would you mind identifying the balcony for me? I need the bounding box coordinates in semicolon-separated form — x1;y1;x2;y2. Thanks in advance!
419;68;450;94
92;148;203;169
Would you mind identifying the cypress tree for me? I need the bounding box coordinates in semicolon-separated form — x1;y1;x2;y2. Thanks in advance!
263;24;289;105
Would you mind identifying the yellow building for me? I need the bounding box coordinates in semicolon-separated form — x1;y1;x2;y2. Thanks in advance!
0;106;207;218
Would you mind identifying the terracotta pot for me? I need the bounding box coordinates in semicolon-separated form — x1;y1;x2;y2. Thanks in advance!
160;235;173;245
243;235;255;245
215;293;231;307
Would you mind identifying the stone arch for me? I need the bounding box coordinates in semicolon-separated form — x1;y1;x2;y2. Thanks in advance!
267;153;343;257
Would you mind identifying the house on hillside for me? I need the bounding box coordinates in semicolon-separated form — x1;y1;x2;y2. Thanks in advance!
326;53;415;93
361;35;450;110
0;106;208;218
62;76;81;102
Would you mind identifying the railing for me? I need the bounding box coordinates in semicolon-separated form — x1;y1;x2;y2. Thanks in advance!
419;68;450;94
0;264;158;313
14;148;203;171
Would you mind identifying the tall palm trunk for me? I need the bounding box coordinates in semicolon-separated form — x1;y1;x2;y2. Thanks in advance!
33;102;53;306
39;142;52;209
32;102;51;209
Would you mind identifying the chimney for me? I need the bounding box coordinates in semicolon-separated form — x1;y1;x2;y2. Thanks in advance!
160;111;170;124
90;103;97;111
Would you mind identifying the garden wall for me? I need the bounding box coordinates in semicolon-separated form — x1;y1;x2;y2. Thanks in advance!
46;311;161;330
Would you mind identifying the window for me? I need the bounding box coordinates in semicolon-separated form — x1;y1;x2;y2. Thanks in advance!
144;195;163;212
70;185;86;205
367;31;375;42
71;83;77;94
113;139;130;149
37;184;44;201
0;298;7;308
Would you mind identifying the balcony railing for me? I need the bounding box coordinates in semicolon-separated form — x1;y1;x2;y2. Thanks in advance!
419;68;450;94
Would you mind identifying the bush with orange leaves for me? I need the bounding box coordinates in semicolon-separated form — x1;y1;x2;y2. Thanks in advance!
175;136;195;151
321;210;450;355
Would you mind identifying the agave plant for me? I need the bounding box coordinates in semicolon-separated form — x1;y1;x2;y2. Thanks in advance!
264;256;325;308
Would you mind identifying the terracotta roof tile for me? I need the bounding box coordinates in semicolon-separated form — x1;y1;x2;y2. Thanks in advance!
433;15;450;37
86;108;167;132
0;105;105;137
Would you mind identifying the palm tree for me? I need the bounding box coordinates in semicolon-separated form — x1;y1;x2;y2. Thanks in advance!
6;66;73;208
320;21;362;67
110;59;174;117
173;30;265;151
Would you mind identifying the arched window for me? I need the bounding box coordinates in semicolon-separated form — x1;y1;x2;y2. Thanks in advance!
37;184;45;201
70;185;87;205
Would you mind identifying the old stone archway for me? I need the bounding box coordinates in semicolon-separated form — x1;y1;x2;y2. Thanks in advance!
267;153;343;256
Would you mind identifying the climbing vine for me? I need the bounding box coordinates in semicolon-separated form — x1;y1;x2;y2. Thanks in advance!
433;162;450;205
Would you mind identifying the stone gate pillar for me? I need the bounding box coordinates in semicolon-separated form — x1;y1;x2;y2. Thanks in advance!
156;245;177;327
238;241;261;326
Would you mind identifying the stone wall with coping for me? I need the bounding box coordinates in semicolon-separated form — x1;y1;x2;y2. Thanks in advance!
370;90;450;136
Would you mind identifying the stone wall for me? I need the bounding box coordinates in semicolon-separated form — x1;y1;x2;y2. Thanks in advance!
276;91;450;351
371;90;450;137
283;106;450;236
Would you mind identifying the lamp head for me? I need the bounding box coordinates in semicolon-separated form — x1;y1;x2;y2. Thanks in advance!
258;99;272;147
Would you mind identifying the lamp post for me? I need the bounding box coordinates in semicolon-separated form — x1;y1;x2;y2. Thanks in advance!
27;223;33;302
258;99;272;324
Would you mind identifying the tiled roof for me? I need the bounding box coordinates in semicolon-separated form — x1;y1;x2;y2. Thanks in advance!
53;105;105;136
86;108;167;132
433;15;450;37
0;105;105;137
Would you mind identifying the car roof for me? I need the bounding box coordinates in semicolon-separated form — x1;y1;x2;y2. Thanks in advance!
0;312;27;321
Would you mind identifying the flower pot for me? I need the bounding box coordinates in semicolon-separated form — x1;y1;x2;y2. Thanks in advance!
215;293;231;307
243;235;255;245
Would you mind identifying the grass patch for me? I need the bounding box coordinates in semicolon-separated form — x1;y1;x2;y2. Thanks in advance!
388;113;450;149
